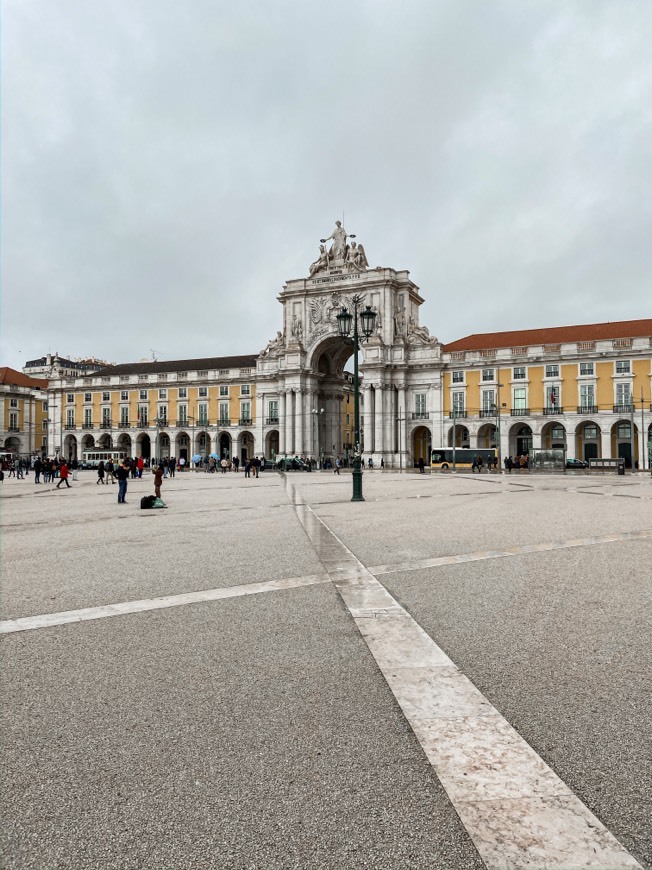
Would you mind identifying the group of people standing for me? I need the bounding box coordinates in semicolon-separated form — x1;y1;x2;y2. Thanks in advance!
504;455;530;473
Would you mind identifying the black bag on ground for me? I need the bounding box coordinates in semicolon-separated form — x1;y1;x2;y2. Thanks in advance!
140;495;156;510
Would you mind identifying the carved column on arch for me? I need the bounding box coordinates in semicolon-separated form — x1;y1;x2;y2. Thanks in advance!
279;391;287;455
295;389;305;457
374;384;384;456
285;390;295;455
362;384;373;454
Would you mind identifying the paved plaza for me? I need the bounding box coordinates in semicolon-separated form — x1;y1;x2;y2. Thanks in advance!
1;468;651;869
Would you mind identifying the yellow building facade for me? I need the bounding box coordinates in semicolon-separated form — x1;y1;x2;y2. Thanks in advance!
441;322;652;468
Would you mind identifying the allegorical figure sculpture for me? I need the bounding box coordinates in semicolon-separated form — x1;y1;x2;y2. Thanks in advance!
260;330;285;356
309;244;329;276
321;220;348;261
346;241;368;271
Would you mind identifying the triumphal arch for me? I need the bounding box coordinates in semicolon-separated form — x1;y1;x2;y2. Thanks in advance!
256;220;443;468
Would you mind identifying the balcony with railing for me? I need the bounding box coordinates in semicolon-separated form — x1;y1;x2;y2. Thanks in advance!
176;419;190;428
448;410;467;419
100;421;112;429
266;416;279;425
479;409;497;418
576;405;598;414
64;424;77;430
118;421;131;428
542;407;562;415
510;407;530;416
82;421;94;430
411;412;429;420
239;417;253;426
7;425;20;432
613;404;633;414
218;418;230;428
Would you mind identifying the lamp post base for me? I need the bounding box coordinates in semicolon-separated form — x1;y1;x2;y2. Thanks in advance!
351;463;364;501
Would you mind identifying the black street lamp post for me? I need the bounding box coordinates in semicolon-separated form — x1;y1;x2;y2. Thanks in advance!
337;294;377;501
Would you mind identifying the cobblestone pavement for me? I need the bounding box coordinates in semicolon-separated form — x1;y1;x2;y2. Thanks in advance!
2;469;651;869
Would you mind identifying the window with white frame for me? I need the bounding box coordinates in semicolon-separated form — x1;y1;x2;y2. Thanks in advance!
579;384;594;409
9;412;18;430
218;402;229;424
66;409;75;427
240;384;251;396
268;400;278;420
513;367;526;380
102;391;110;402
219;369;229;376
177;405;188;423
616;383;631;406
102;407;111;425
43;420;49;431
615;360;630;374
177;372;187;380
452;370;464;383
84;393;92;403
219;385;229;397
482;390;495;412
545;385;560;408
138;406;148;426
198;387;207;398
42;401;48;411
120;406;129;425
159;389;167;399
120;390;128;401
513;387;527;410
10;398;18;408
452;391;465;414
157;406;168;424
584;424;597;439
84;408;92;426
617;421;631;438
66;393;74;403
139;389;147;400
240;402;251;422
197;403;208;425
545;365;559;378
178;388;187;399
197;370;208;377
415;394;427;417
482;369;494;381
580;362;594;376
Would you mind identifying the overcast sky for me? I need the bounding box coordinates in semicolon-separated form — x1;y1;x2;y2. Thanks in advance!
3;0;651;371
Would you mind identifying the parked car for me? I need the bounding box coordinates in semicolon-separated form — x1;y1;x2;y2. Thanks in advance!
565;458;588;469
261;459;276;470
275;457;309;471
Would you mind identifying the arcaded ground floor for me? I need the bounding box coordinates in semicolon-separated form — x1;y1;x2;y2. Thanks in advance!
1;470;651;869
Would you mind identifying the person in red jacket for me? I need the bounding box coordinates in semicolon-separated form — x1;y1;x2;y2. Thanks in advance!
137;456;144;478
56;462;71;489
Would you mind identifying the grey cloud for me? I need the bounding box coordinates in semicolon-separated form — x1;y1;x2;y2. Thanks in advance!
2;0;651;368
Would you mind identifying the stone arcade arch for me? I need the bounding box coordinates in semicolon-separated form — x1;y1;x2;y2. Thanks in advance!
136;432;151;460
218;432;232;459
447;425;469;448
64;434;78;460
575;421;601;462
195;430;211;459
412;426;431;466
509;423;532;458
612;419;638;468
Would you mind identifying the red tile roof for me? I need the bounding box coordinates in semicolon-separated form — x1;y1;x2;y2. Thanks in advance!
443;319;652;352
0;367;48;389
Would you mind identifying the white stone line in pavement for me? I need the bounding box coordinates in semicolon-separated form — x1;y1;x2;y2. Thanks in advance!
282;480;642;869
368;528;652;577
0;573;330;635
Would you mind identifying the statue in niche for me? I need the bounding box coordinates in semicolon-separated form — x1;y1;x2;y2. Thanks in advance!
408;316;438;345
309;244;329;277
291;314;303;343
393;301;406;338
260;330;285;357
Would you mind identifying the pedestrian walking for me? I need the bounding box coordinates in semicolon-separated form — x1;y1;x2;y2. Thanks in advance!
168;457;176;478
34;457;42;484
97;461;106;485
71;457;79;480
137;456;144;478
106;459;116;484
116;460;129;503
233;456;239;473
56;461;71;489
244;459;251;478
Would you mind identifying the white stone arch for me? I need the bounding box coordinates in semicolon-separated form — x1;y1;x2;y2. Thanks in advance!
63;434;78;460
447;424;469;448
508;423;532;458
541;420;567;450
574;420;601;462
238;430;254;461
